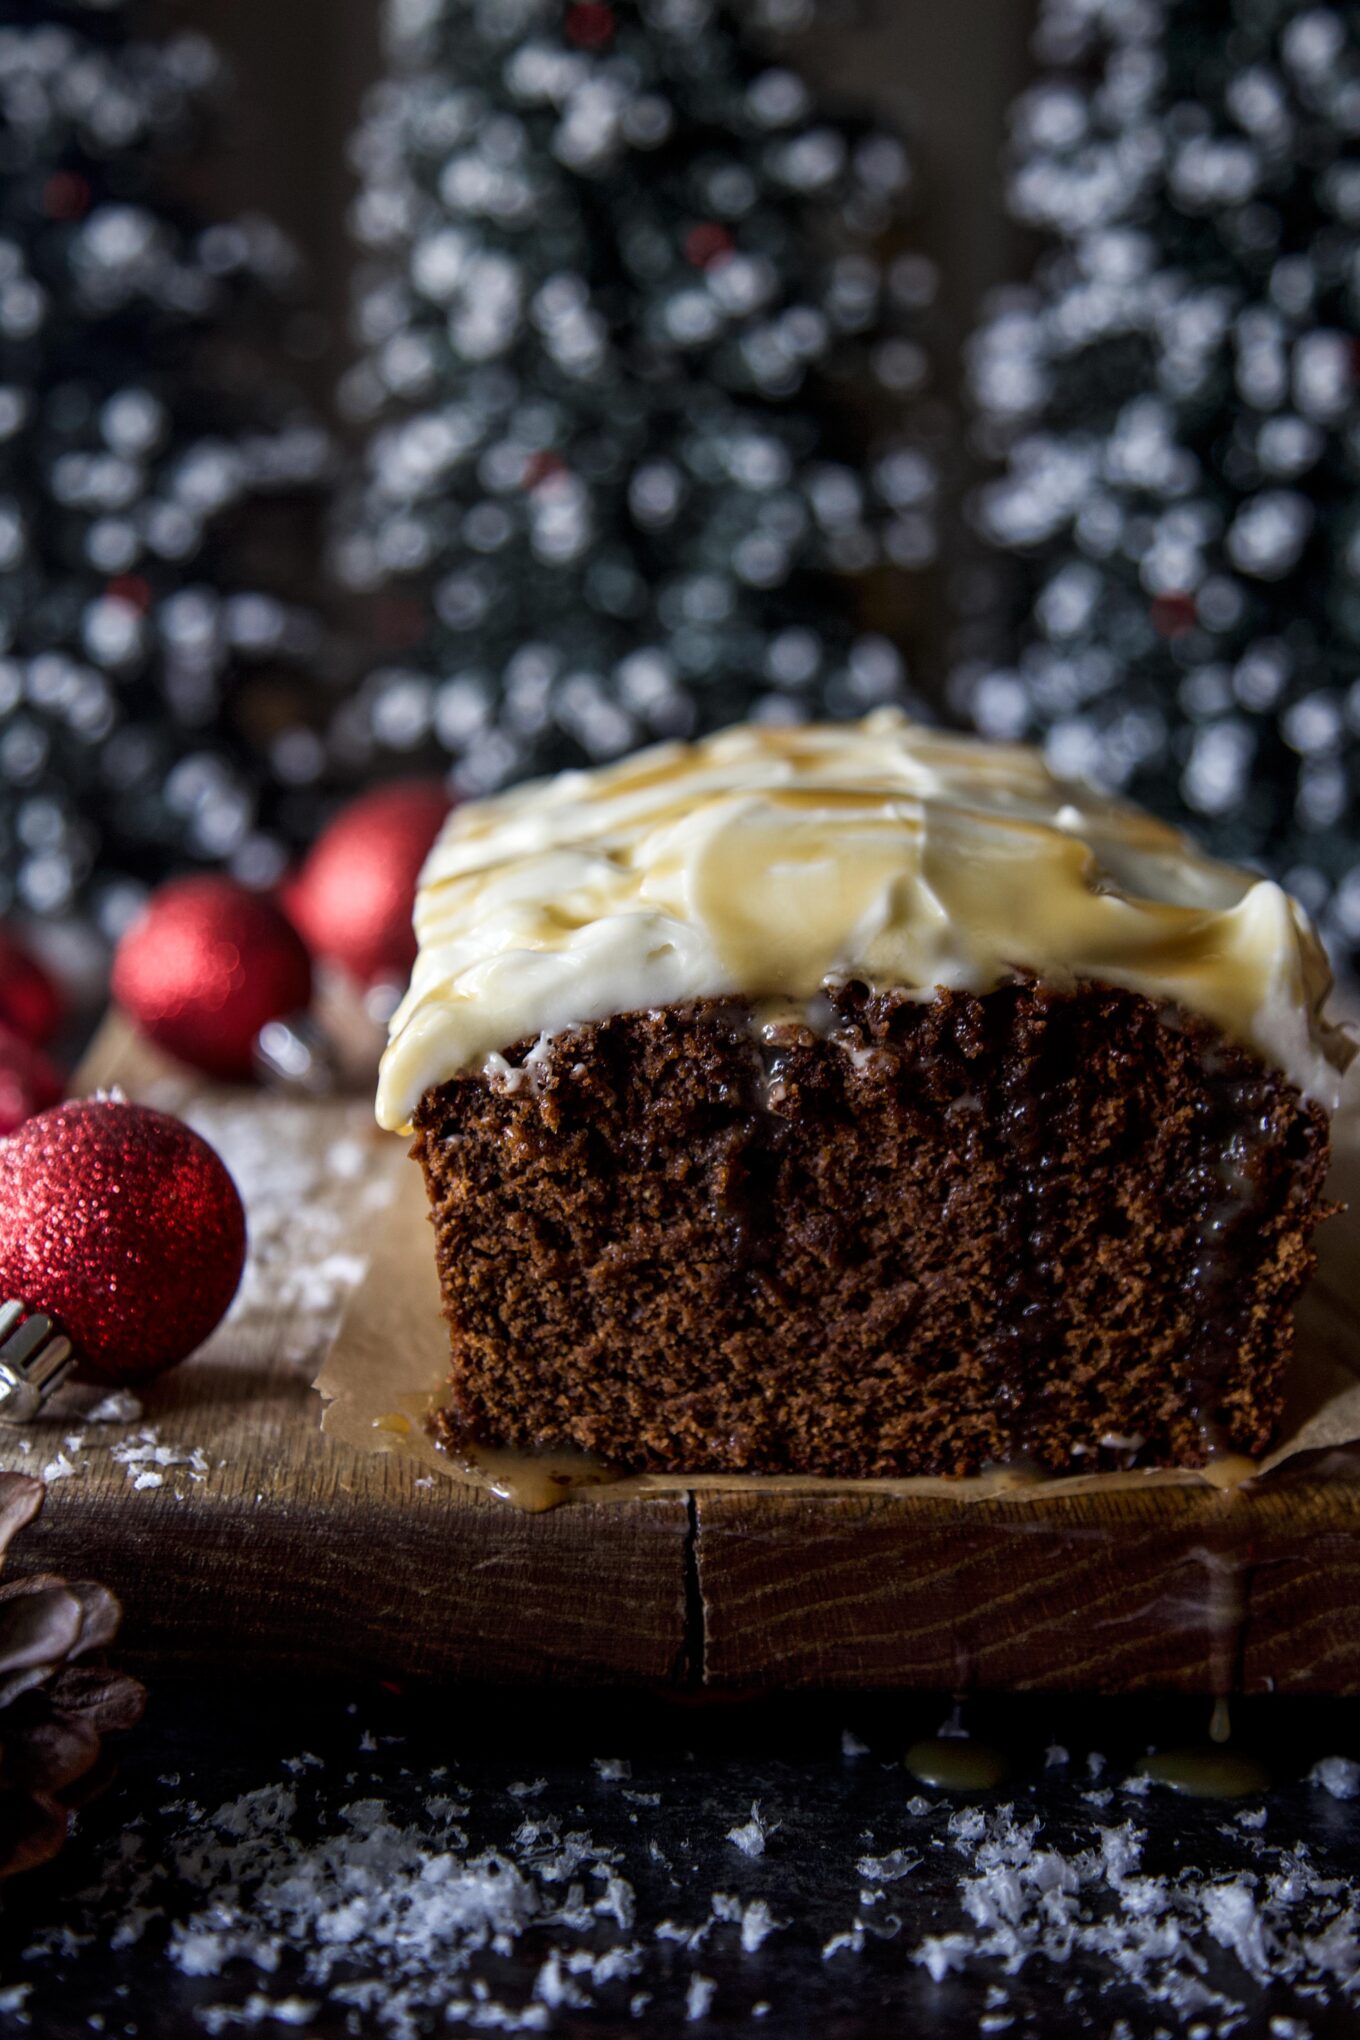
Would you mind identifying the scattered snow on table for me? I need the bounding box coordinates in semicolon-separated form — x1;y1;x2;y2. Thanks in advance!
9;1728;1360;2036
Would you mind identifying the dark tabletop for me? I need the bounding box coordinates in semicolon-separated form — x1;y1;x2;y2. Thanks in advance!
3;1680;1359;2039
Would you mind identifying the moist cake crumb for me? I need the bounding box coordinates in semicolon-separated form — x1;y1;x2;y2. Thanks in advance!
411;979;1332;1480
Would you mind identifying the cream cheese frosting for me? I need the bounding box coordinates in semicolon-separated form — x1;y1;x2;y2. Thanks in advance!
377;711;1350;1132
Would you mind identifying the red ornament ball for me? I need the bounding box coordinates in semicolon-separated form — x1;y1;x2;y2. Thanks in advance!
0;1025;64;1138
285;781;452;989
112;877;313;1082
0;1098;247;1383
565;1;614;47
0;926;63;1047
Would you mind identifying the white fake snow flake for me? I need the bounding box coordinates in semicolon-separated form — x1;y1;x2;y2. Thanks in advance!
684;1973;716;2021
110;1429;210;1489
1310;1757;1360;1800
822;1927;865;1960
85;1389;144;1424
706;1892;783;1955
915;1931;974;1980
199;1996;319;2034
856;1848;918;1883
739;1900;781;1953
726;1804;771;1858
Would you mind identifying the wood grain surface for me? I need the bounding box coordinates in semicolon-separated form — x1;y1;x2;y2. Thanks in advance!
6;1014;1360;1693
695;1471;1360;1693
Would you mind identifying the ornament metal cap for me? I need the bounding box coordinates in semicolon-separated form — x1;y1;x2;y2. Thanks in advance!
252;1012;340;1096
0;1300;75;1424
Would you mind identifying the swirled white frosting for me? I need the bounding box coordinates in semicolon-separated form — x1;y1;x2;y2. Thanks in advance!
377;711;1349;1132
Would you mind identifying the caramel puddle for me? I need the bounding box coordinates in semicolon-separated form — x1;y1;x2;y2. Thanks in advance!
449;1439;624;1514
906;1737;1010;1792
374;1387;623;1511
1135;1748;1269;1799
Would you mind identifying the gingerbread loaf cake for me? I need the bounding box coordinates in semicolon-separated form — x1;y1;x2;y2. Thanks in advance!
376;714;1348;1479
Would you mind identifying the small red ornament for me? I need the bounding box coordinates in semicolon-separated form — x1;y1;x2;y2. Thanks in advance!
0;1099;246;1384
43;171;90;222
565;2;614;48
522;450;567;490
0;1027;63;1140
1150;592;1198;639
0;926;63;1047
112;877;313;1082
104;574;153;613
684;223;735;271
284;781;452;990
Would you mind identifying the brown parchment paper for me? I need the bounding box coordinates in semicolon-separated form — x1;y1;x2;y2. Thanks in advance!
316;1117;1360;1505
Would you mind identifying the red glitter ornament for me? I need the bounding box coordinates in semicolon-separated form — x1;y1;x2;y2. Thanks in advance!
0;1027;63;1139
112;877;313;1082
284;781;452;990
0;1099;246;1383
0;926;63;1047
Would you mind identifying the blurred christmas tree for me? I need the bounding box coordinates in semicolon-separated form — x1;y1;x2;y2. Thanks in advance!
334;0;942;795
0;0;331;941
957;0;1360;967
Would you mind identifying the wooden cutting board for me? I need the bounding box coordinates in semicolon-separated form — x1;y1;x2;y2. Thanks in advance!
6;1013;1360;1695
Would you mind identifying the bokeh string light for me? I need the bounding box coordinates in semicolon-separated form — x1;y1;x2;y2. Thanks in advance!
0;0;331;943
956;0;1360;973
333;0;943;796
